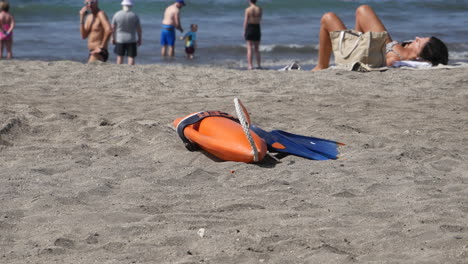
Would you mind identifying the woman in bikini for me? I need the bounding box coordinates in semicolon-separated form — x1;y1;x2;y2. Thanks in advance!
0;1;15;59
312;5;448;71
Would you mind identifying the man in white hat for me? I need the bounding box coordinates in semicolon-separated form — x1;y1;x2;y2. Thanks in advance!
111;0;142;65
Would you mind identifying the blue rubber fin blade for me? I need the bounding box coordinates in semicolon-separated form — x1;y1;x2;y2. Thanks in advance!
250;125;344;160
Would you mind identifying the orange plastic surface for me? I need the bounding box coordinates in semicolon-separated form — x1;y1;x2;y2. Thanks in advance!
174;115;267;163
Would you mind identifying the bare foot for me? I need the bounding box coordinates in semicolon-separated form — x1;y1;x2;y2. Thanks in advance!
311;66;326;72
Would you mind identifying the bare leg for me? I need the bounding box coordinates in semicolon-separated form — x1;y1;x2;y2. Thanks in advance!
168;46;175;57
312;12;347;71
0;40;4;59
354;5;389;36
128;56;135;65
246;40;253;70
254;41;261;68
116;55;123;64
6;38;12;59
88;54;99;63
161;45;167;57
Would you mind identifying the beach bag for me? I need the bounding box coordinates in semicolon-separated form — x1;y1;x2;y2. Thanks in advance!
330;30;388;69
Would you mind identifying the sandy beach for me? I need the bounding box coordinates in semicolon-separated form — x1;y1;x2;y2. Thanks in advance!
1;60;467;263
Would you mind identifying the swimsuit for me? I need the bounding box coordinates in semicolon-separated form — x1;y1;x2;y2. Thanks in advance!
245;24;261;42
89;48;109;62
160;24;175;46
183;31;196;54
185;46;195;55
386;41;403;60
0;22;11;41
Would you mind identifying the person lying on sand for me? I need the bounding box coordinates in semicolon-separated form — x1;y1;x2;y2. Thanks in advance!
312;5;449;71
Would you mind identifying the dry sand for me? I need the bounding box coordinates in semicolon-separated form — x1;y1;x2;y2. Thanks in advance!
1;60;467;263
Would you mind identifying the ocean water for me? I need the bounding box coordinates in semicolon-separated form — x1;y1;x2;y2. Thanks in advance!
8;0;468;68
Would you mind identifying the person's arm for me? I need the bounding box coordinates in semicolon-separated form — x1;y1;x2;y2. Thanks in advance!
112;23;116;45
137;22;142;46
98;11;113;49
6;14;15;35
174;12;183;33
243;9;249;36
385;53;401;67
111;15;116;45
79;6;90;39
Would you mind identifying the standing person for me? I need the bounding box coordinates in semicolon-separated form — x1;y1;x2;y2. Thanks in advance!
244;0;262;70
112;0;142;65
79;0;113;63
181;24;197;59
161;0;185;57
0;1;15;59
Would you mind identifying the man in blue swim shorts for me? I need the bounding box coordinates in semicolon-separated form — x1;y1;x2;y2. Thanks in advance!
161;0;185;57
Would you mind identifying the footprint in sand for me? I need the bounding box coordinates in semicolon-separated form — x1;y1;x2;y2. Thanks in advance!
332;190;357;198
54;237;75;249
430;158;461;172
213;203;266;213
59;112;77;120
159;168;220;187
440;224;465;233
0;117;25;146
85;233;99;244
105;146;131;157
242;179;291;192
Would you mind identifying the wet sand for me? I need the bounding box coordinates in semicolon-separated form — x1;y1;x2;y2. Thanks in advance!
1;60;467;263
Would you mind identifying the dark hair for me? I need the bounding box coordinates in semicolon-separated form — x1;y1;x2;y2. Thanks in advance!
420;36;449;66
1;1;10;12
250;0;257;4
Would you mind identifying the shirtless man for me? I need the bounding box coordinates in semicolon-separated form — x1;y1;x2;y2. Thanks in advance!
79;0;112;63
161;0;185;57
244;0;262;70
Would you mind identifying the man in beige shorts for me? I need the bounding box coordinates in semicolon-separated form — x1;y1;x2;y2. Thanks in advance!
79;0;112;63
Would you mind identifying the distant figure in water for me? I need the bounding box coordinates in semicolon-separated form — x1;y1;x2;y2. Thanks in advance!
79;0;112;63
112;0;142;65
244;0;262;70
181;24;197;59
161;0;185;57
0;1;15;59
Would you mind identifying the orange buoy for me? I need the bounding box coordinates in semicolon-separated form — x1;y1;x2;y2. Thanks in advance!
174;111;267;163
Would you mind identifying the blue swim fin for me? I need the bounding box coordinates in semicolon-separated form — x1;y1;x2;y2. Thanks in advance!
250;125;344;160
